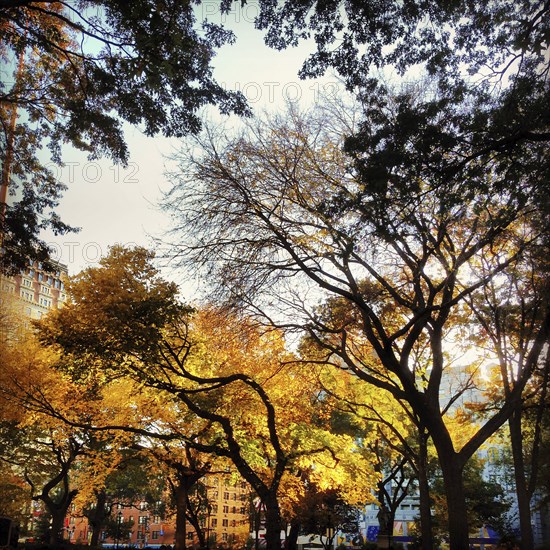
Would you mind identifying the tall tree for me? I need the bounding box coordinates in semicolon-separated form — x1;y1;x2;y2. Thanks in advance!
464;228;550;548
430;455;513;541
36;246;377;550
164;104;549;549
0;0;249;272
255;0;549;184
0;349;86;546
318;367;429;548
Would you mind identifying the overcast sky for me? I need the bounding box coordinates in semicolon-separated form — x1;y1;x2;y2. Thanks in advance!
41;4;339;300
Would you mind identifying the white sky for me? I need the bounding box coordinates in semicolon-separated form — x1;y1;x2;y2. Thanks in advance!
40;4;340;300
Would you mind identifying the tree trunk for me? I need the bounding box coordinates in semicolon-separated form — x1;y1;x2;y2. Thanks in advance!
264;494;283;550
509;409;534;550
0;40;23;228
417;430;435;550
174;477;188;550
387;509;396;549
49;508;66;546
376;500;391;549
287;521;300;550
188;509;205;548
89;490;108;547
41;489;76;546
438;454;469;550
47;496;75;546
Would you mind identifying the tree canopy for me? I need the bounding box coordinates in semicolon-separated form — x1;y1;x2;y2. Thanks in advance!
164;102;549;549
0;0;249;272
35;245;377;550
256;0;549;173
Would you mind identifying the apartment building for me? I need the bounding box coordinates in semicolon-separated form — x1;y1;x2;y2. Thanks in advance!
0;259;68;339
67;474;251;548
200;475;250;548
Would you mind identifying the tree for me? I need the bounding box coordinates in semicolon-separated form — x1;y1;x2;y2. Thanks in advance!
103;514;134;547
0;460;29;527
0;0;249;272
81;450;168;547
0;337;87;546
254;0;549;192
430;455;512;540
293;485;360;550
0;321;142;546
464;237;550;548
37;246;377;550
149;442;212;550
164;104;549;549
319;368;428;548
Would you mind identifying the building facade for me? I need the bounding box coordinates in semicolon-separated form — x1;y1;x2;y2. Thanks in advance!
0;259;68;339
66;474;251;549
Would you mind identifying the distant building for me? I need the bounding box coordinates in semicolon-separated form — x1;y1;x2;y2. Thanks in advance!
65;474;251;549
0;259;68;340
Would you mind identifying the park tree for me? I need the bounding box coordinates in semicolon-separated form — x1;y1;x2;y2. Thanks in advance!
430;455;512;540
145;439;213;550
0;317;144;545
164;103;549;549
319;367;428;547
463;236;550;547
36;246;377;550
291;485;361;550
0;0;249;272
254;0;549;188
0;341;88;546
0;460;29;527
80;449;168;547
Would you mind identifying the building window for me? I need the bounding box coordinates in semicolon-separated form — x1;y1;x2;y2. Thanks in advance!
138;516;148;524
187;532;194;540
211;519;217;528
222;519;228;527
223;492;229;500
222;533;228;542
152;515;161;524
223;506;229;514
152;531;159;540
